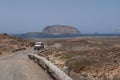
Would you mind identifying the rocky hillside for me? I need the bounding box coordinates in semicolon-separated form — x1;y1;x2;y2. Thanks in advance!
43;25;80;34
0;33;34;55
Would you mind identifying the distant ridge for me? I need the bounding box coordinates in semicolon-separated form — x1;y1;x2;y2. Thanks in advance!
12;25;82;38
11;25;120;39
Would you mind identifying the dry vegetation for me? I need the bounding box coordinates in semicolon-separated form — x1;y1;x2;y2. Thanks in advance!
1;34;120;80
0;33;34;55
39;37;120;80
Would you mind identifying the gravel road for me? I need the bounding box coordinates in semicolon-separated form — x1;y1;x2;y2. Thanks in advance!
0;50;51;80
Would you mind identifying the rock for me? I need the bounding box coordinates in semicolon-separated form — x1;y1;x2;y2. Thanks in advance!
43;25;80;34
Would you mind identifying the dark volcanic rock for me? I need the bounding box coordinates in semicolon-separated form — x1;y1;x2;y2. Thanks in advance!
43;25;80;34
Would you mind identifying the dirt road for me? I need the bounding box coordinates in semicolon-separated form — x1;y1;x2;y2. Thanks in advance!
0;50;51;80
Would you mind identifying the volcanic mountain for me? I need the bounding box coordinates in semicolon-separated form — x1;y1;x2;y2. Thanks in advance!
43;25;80;34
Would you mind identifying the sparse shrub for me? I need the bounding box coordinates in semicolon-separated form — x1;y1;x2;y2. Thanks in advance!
0;52;2;55
66;56;97;73
60;52;76;59
112;75;120;80
102;74;109;80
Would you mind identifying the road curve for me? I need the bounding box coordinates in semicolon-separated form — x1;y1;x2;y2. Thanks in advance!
0;50;51;80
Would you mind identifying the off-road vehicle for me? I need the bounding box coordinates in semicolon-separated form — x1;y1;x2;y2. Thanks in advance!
34;42;44;50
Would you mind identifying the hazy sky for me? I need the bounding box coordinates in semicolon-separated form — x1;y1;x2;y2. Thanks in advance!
0;0;120;34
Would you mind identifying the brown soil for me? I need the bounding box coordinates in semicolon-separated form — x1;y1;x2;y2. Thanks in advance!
39;37;120;80
0;34;34;55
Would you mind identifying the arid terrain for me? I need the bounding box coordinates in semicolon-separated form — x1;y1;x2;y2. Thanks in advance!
1;33;120;80
38;36;120;80
0;34;51;80
0;33;34;56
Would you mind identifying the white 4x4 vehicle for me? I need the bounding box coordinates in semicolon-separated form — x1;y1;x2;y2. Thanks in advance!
34;42;44;50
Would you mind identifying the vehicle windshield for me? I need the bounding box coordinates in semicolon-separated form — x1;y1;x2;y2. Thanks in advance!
36;42;43;45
